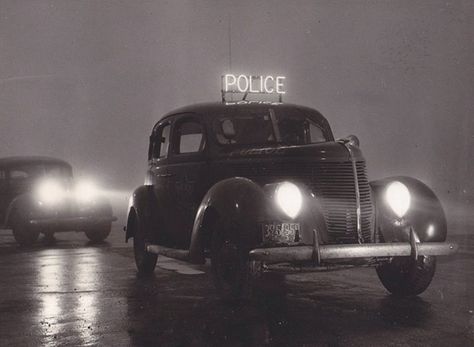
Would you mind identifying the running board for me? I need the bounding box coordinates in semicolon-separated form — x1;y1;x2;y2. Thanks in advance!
146;244;190;261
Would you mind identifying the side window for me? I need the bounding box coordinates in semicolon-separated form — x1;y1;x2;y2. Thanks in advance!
175;120;204;154
160;125;171;157
152;123;171;159
309;122;325;143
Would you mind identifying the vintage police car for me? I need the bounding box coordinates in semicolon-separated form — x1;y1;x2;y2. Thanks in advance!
0;156;116;245
126;75;457;299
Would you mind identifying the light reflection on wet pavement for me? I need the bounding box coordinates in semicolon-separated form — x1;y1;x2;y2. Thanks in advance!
0;228;473;346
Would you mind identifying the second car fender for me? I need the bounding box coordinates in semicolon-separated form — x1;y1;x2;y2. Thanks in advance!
4;193;37;227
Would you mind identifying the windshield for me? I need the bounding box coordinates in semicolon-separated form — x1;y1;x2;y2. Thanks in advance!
213;108;328;146
9;163;72;182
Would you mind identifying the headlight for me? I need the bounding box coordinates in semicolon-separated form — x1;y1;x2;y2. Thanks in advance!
75;180;98;203
37;179;65;205
385;181;411;218
275;182;303;218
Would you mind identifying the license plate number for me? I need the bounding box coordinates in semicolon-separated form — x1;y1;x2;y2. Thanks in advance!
262;222;300;244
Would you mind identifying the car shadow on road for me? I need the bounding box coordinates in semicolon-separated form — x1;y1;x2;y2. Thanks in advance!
124;271;434;347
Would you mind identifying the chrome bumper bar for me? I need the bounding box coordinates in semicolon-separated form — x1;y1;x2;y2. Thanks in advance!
249;242;458;264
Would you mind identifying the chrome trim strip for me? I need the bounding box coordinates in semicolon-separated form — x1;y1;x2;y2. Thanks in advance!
340;142;363;243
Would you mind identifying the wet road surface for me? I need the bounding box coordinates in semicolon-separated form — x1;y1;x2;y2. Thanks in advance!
0;227;473;346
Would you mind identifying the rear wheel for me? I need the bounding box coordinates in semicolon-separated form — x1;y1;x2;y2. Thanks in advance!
12;215;39;246
132;217;157;275
376;256;436;296
85;223;111;242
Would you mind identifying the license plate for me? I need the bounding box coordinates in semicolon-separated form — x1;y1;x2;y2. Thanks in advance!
262;222;300;244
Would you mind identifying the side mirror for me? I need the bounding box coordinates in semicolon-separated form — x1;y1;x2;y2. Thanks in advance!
338;134;360;147
221;118;236;140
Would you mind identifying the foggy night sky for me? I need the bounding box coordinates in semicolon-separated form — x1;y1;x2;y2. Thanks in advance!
0;1;473;221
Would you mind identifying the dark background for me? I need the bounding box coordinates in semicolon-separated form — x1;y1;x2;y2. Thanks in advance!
0;0;472;226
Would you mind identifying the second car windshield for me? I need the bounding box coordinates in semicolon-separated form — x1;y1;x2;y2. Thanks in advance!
214;108;327;146
9;164;72;181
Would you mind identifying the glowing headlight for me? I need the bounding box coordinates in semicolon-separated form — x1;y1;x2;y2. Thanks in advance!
37;179;65;205
75;180;98;203
385;181;411;218
275;182;303;218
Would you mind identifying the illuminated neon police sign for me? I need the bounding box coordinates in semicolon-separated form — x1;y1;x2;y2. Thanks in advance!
222;74;286;94
221;74;286;102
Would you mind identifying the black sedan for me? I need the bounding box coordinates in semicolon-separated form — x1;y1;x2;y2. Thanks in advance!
0;156;116;245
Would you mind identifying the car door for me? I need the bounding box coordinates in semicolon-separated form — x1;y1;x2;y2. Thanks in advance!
166;114;209;249
148;119;175;246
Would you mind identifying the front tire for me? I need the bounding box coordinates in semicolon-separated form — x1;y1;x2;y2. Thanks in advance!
12;215;39;246
85;223;111;242
210;222;253;302
132;217;157;275
376;256;436;296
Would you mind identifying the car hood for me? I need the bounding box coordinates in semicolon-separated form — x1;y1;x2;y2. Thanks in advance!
222;141;363;162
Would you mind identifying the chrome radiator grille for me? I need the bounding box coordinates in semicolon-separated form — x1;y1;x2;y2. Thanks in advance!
310;161;373;243
225;160;373;244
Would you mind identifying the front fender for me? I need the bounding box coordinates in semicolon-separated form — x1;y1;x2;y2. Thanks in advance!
92;196;114;216
125;185;158;242
188;177;266;264
4;193;37;227
370;176;447;243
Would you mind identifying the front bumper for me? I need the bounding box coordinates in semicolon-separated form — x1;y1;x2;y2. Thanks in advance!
28;215;117;230
249;240;458;264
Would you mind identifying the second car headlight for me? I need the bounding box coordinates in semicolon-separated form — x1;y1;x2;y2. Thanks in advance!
275;182;303;219
37;179;65;205
75;180;98;203
385;181;411;218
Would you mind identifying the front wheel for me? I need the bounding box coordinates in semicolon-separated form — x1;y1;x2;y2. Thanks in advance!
376;256;436;296
210;224;254;302
132;217;157;275
85;223;111;242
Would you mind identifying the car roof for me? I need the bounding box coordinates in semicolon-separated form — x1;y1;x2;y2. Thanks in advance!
0;156;71;169
159;101;327;123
